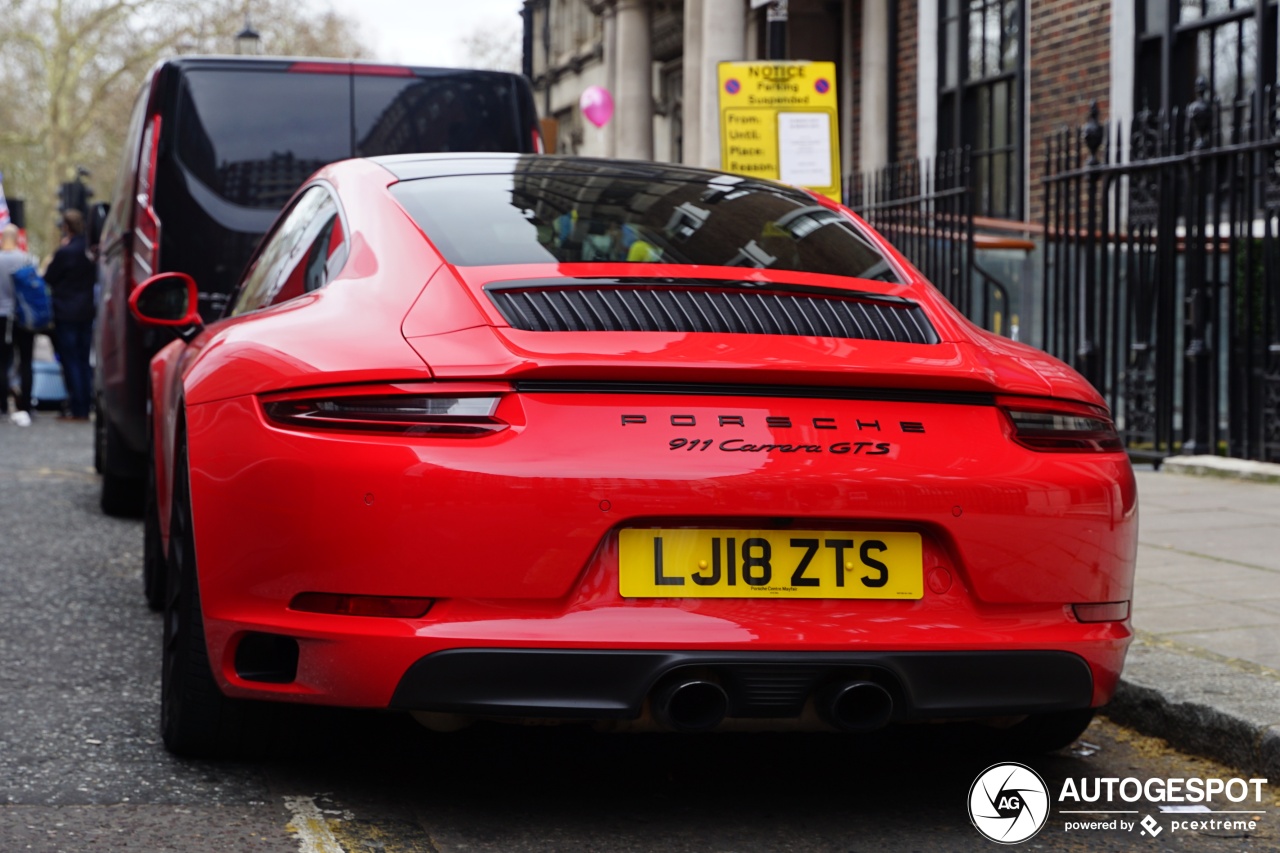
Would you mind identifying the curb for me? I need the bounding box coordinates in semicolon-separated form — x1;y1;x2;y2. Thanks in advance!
1161;455;1280;484
1110;460;1280;774
1106;637;1280;778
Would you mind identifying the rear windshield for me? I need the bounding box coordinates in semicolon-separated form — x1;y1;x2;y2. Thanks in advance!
389;166;900;281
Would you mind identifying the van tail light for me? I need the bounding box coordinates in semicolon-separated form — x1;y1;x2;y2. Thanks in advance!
288;61;349;75
998;396;1123;453
288;62;414;77
532;126;545;154
131;113;162;286
261;384;509;436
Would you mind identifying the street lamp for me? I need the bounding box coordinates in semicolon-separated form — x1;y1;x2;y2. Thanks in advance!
235;14;261;55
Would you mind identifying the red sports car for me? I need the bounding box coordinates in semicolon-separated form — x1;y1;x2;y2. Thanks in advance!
131;154;1137;757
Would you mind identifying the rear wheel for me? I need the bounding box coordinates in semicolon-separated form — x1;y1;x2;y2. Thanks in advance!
161;427;270;758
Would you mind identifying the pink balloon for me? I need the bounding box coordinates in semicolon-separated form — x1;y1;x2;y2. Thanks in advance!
580;86;614;128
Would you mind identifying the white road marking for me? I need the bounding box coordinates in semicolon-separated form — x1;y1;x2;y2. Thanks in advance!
284;795;346;853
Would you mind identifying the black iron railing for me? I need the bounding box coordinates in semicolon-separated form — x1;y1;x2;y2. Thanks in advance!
846;150;1014;337
1043;90;1280;463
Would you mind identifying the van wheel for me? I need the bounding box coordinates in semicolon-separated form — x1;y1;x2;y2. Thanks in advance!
93;401;104;474
100;417;144;517
161;430;271;758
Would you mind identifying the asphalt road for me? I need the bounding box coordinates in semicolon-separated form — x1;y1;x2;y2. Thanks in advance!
0;419;1276;852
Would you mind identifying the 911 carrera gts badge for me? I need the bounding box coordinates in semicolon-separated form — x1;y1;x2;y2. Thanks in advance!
620;413;926;456
672;438;891;454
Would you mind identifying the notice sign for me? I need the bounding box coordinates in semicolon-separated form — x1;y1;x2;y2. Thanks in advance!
717;61;840;201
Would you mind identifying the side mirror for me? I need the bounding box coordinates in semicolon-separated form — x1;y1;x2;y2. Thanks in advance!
129;272;203;330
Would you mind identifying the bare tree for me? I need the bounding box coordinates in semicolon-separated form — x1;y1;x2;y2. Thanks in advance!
459;19;523;73
0;0;368;256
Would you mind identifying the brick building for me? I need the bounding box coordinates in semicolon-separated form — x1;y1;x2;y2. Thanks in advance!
523;1;1280;463
524;1;1276;227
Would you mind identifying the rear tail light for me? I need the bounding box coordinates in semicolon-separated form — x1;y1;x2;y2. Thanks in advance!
262;385;508;436
999;397;1123;453
532;125;545;154
290;592;433;618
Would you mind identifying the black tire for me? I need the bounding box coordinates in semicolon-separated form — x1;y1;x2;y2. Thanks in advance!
142;435;165;612
1004;708;1096;754
93;399;104;474
100;417;145;518
161;427;270;758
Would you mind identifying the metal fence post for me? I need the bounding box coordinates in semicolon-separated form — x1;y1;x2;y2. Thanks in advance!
1183;77;1214;455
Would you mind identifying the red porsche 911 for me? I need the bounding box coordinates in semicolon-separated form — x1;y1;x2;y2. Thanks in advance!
131;154;1136;758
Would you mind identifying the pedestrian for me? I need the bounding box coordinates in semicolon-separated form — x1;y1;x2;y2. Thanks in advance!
0;223;36;426
43;210;96;421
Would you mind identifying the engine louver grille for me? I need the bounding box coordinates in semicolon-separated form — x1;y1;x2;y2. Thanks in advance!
487;283;939;345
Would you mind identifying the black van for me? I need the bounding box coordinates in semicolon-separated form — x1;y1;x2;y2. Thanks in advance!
95;57;542;515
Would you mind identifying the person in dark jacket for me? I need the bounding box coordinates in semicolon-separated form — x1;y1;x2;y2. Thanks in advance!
44;210;96;420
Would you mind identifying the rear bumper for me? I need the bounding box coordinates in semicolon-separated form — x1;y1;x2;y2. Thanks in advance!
387;648;1094;720
207;600;1130;714
184;388;1137;715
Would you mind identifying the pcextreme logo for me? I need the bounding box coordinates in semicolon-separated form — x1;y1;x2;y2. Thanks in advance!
968;767;1271;844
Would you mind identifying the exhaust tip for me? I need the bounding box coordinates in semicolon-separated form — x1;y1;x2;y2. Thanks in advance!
653;679;729;732
820;681;894;732
233;632;299;684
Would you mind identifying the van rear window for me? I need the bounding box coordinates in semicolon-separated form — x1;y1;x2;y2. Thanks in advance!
354;72;522;157
176;70;351;209
175;69;527;211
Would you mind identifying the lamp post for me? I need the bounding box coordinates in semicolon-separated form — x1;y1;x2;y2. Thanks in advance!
235;14;261;55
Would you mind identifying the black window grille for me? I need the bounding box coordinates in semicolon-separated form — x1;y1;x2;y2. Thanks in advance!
938;0;1024;220
1137;0;1278;144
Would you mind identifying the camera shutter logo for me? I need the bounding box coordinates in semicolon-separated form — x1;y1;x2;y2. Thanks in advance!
968;762;1051;844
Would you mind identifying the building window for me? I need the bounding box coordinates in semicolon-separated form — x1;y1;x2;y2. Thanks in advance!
1137;1;1277;143
937;0;1024;220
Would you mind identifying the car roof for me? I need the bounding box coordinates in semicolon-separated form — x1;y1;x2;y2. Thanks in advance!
157;55;521;76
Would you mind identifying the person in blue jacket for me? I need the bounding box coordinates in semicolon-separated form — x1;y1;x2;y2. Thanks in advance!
0;224;37;426
44;210;96;421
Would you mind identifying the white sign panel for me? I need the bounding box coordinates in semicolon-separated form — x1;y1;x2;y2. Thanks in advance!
777;112;832;188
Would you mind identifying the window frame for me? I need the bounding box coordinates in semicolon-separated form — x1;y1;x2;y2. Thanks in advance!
229;182;348;316
1136;0;1277;141
937;0;1025;220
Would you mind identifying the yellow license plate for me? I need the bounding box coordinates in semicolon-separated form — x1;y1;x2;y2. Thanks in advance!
619;529;923;599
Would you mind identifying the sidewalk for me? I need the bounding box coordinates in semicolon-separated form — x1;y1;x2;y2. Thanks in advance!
1105;457;1280;777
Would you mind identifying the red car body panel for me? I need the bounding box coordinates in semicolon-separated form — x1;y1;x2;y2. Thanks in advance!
143;154;1137;730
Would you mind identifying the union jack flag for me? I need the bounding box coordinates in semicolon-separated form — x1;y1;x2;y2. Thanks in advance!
0;170;10;229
